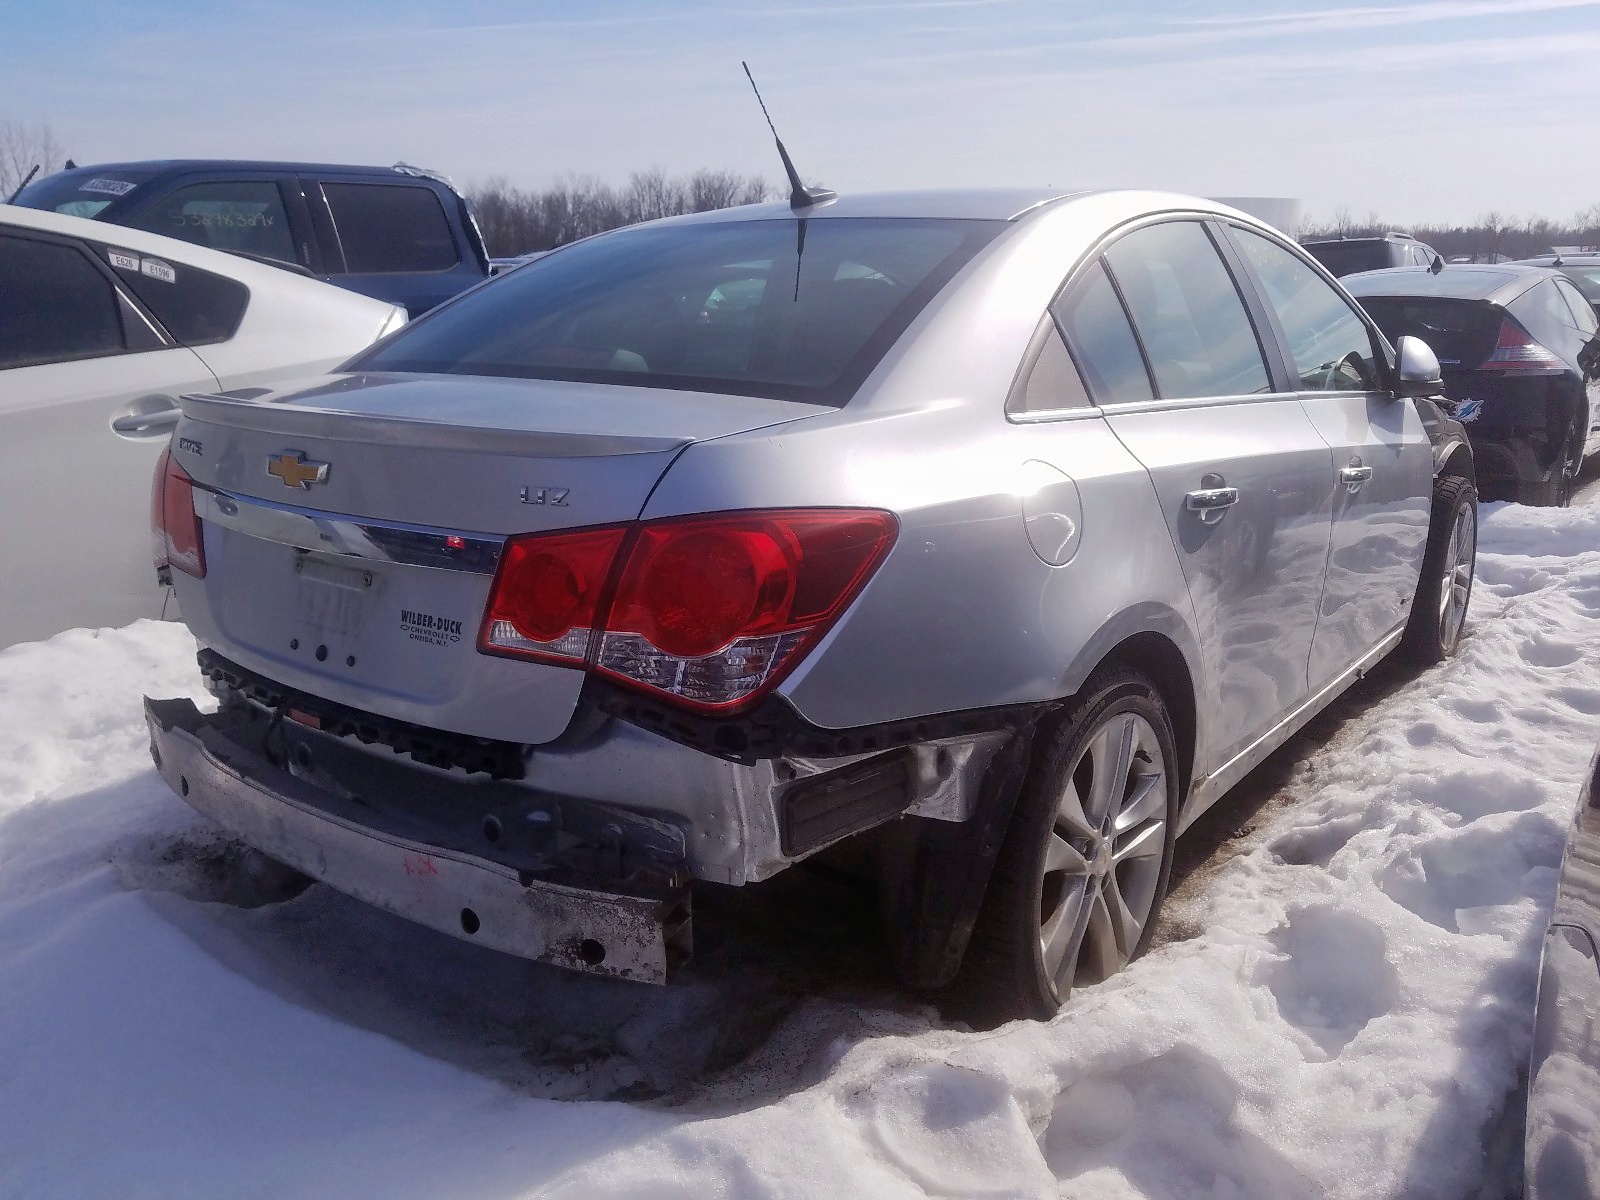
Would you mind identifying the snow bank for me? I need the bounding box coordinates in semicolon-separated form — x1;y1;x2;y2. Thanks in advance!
3;496;1596;1199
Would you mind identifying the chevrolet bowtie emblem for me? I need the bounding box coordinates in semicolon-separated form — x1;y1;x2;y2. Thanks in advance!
266;450;330;490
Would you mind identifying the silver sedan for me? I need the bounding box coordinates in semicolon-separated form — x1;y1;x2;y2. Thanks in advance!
142;188;1475;1023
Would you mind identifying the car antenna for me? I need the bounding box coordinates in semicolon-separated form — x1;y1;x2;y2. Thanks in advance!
64;159;76;170
6;164;39;203
742;61;836;212
742;61;835;302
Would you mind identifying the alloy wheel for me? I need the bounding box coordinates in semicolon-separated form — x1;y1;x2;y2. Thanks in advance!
1437;499;1476;652
1037;710;1169;995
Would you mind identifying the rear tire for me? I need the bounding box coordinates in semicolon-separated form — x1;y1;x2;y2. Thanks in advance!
953;667;1179;1027
1401;474;1477;666
1522;435;1578;507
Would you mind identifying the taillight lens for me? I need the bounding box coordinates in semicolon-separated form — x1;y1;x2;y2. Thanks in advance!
479;510;897;712
481;526;627;664
1482;317;1564;370
151;448;206;579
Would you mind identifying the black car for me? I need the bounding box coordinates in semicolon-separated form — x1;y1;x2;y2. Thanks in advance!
1302;232;1441;277
1347;265;1600;505
13;160;491;316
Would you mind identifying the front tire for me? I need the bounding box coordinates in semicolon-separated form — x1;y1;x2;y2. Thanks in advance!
1402;474;1477;666
955;668;1179;1026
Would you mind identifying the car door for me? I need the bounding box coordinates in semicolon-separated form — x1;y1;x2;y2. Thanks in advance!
0;227;219;647
1224;224;1433;689
1065;218;1335;768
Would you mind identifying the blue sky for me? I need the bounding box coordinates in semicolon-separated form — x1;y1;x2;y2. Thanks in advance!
5;0;1598;225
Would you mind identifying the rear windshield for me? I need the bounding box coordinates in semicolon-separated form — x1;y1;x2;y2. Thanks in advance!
1302;241;1394;277
13;169;158;219
1357;297;1499;368
351;216;1002;404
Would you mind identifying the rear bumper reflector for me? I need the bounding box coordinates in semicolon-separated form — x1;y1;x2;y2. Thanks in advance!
142;696;691;984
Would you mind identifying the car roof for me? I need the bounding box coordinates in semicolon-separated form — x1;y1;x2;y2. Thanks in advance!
1301;233;1422;247
1342;263;1558;303
39;160;457;185
644;188;1093;226
1513;254;1600;267
0;201;397;312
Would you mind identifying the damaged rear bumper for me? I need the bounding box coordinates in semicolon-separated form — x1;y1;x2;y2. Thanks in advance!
141;696;691;983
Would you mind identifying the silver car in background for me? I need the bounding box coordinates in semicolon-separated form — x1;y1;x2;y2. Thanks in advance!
0;205;405;648
142;188;1475;1023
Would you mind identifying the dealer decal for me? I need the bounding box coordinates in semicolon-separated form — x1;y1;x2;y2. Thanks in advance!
400;608;464;647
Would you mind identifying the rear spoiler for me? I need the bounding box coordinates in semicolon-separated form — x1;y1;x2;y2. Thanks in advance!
177;391;693;458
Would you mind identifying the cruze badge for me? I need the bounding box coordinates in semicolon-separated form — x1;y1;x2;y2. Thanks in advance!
520;486;569;506
267;450;330;490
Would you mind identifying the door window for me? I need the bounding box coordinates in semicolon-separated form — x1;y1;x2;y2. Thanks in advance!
0;234;125;368
126;180;297;264
1051;261;1154;405
1103;221;1270;399
322;183;459;273
1232;227;1381;391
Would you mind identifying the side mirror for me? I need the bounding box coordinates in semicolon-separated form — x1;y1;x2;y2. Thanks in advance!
1395;335;1444;398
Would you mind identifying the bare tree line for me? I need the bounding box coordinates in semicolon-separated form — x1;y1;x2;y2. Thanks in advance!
1299;203;1600;261
471;169;772;256
0;119;65;199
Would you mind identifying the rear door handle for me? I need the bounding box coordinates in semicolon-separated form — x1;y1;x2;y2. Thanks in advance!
1185;486;1239;524
1338;464;1374;492
110;395;181;439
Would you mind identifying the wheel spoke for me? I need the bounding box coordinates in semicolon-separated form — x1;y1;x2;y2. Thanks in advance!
1077;886;1122;984
1040;877;1093;985
1113;772;1165;833
1112;819;1166;863
1056;780;1097;842
1101;871;1144;959
1087;714;1136;824
1043;832;1091;875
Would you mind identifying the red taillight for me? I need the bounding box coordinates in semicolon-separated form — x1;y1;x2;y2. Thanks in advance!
151;448;206;579
480;527;627;663
479;510;897;712
1482;317;1564;370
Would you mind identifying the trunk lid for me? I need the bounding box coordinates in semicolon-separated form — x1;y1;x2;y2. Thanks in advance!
171;372;824;745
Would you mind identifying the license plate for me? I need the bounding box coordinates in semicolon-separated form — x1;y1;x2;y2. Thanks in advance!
295;557;374;636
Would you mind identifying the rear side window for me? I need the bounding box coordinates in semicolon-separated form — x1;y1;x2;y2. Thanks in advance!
94;243;250;345
1232;227;1380;391
1052;262;1154;405
1009;321;1091;414
1105;221;1270;399
0;234;125;368
125;180;298;264
323;183;459;273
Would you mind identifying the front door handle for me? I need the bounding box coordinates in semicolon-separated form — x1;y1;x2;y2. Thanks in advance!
1338;463;1374;493
1185;486;1240;525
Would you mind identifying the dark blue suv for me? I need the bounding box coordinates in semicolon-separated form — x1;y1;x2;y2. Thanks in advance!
14;160;490;316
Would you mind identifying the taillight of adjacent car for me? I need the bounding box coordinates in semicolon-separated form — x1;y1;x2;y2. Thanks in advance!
1482;316;1565;370
480;509;897;712
151;447;206;579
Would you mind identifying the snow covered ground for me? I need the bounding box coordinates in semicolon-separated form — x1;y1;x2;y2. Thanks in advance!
4;496;1599;1199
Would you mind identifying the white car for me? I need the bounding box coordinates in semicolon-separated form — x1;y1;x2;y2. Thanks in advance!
0;204;406;648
